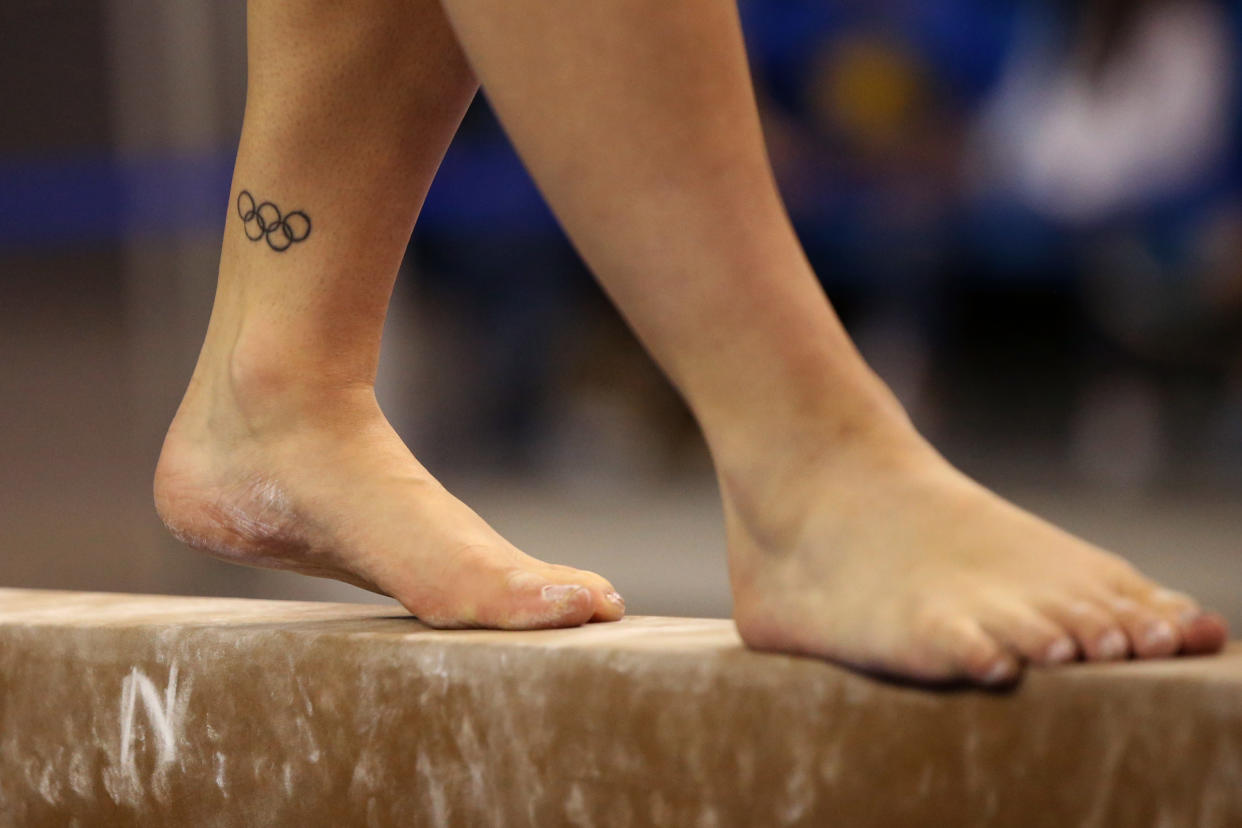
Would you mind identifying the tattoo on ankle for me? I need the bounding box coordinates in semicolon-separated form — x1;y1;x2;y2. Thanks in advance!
237;190;311;252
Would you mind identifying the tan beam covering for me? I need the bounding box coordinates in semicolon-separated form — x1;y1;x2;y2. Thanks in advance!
0;588;1238;827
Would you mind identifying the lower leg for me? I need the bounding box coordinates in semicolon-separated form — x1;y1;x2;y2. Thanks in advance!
441;0;891;462
155;0;623;628
441;0;1227;681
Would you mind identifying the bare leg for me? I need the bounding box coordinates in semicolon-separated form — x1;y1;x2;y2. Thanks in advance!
154;0;624;628
440;0;1227;681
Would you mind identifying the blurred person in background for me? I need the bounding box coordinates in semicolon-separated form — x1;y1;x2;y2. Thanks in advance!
152;0;1227;688
739;0;1242;484
973;0;1242;485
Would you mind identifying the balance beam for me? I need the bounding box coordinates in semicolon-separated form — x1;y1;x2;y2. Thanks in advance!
0;588;1238;827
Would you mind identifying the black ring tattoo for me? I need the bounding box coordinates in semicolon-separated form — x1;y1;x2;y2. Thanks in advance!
237;190;311;252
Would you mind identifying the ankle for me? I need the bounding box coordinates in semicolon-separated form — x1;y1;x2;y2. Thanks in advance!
235;343;373;415
710;381;932;544
179;322;379;438
704;361;920;477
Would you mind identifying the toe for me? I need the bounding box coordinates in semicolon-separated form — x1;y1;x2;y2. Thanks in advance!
976;597;1077;667
1105;595;1180;658
548;564;626;622
1107;568;1211;657
928;613;1020;686
1041;598;1129;662
1180;611;1230;655
415;567;598;630
1133;587;1227;655
1147;586;1201;621
485;573;597;630
594;588;627;622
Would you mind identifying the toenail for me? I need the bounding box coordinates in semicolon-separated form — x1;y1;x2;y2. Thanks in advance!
1143;621;1175;649
604;591;625;608
983;661;1017;686
1045;637;1076;664
1178;608;1201;627
541;584;588;604
1097;629;1128;660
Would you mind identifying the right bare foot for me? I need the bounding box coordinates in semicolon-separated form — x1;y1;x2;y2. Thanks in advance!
154;341;625;630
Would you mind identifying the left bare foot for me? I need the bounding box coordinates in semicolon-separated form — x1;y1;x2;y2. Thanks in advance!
722;420;1228;686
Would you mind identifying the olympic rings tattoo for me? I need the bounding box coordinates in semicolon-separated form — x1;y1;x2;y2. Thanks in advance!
237;190;311;252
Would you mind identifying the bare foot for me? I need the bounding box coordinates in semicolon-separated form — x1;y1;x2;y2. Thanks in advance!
724;420;1229;686
154;347;625;630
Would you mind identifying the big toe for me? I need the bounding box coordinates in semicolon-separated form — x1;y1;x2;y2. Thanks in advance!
1181;611;1229;655
1121;582;1228;656
546;563;627;622
402;564;597;630
470;570;600;630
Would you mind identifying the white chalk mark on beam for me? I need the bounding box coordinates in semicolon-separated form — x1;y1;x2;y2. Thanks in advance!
119;664;180;772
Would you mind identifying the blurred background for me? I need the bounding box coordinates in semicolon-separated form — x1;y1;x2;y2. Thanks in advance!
1;0;1240;627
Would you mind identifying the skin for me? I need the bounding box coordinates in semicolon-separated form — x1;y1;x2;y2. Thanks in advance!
155;0;624;629
155;0;1228;683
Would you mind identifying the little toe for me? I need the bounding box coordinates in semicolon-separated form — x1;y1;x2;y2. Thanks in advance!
929;613;1021;686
